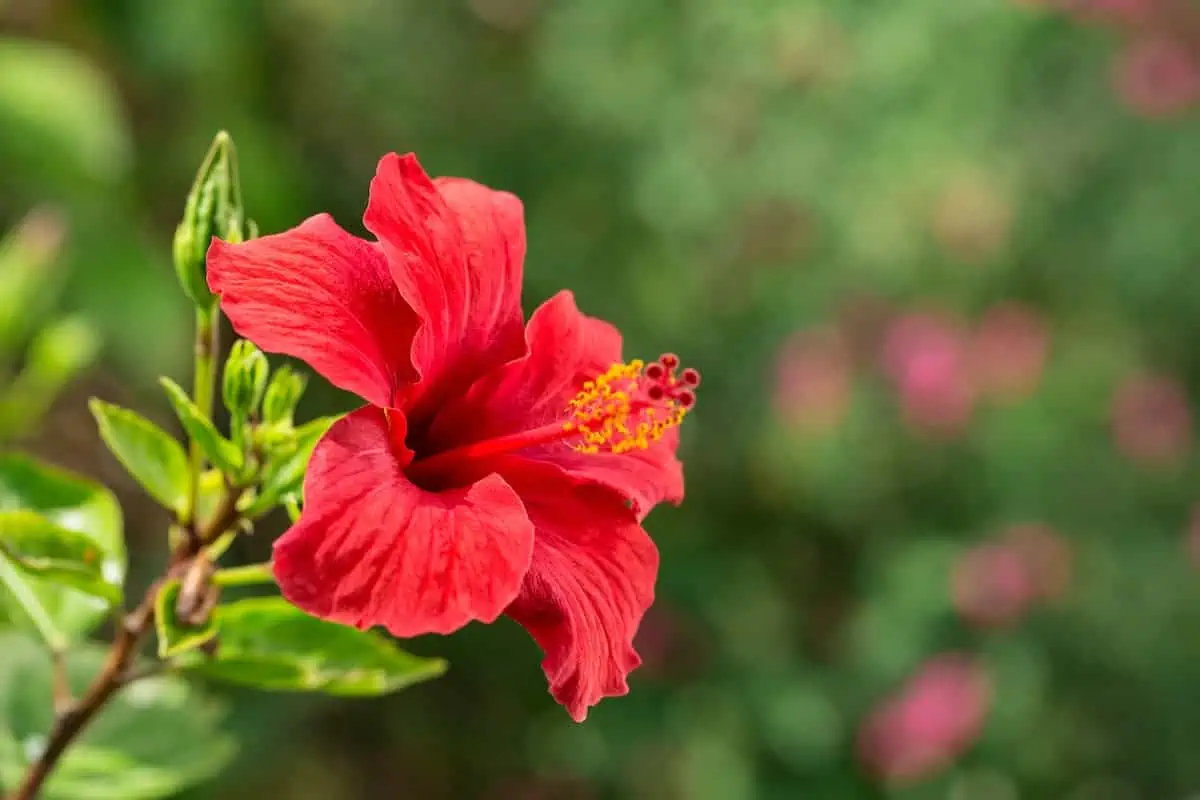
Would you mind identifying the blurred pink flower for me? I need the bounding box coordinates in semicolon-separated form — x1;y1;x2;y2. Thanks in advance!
970;303;1050;401
882;313;975;437
774;327;853;432
1061;0;1157;26
952;543;1037;628
1004;523;1074;602
858;654;993;784
1111;372;1193;465
1114;36;1200;117
952;523;1074;628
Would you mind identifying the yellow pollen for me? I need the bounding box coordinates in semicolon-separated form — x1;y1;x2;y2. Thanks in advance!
562;359;691;455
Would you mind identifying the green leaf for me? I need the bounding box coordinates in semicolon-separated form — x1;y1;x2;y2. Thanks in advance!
0;511;122;606
159;377;243;478
153;579;217;659
89;398;189;514
0;549;65;652
246;415;338;517
0;454;124;637
0;632;234;799
177;597;446;696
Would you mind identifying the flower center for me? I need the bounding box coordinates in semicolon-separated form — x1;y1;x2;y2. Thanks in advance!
564;354;698;454
404;354;698;485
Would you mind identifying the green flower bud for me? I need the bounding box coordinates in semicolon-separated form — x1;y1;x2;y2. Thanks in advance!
262;365;307;427
222;339;269;417
0;315;99;440
0;208;67;349
173;131;247;310
25;315;100;381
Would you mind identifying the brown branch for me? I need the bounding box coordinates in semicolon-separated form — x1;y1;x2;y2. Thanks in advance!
5;483;243;800
50;651;72;720
7;581;162;800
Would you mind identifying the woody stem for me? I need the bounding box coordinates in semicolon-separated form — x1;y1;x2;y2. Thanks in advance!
7;305;232;800
6;489;243;800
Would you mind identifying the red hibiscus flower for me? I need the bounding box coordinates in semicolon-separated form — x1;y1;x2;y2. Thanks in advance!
205;153;696;721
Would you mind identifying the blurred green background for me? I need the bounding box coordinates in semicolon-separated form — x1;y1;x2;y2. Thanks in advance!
3;0;1200;797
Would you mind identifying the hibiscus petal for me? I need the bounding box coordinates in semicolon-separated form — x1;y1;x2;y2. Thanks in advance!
430;290;684;516
573;429;684;520
434;176;526;352
272;406;535;638
207;213;419;408
363;154;526;414
499;459;659;722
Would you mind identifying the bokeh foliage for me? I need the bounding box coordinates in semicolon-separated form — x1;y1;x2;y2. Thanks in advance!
2;0;1199;797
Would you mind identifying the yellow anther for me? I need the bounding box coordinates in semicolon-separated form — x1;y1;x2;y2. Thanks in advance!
561;359;693;455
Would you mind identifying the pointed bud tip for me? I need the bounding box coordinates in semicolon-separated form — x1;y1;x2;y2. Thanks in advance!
14;207;68;262
27;316;100;377
175;130;246;308
223;339;270;417
262;365;308;426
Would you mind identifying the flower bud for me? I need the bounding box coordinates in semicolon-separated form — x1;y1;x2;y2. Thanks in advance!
222;339;269;417
262;365;307;427
173;131;247;309
0;208;67;349
0;315;100;440
25;315;100;381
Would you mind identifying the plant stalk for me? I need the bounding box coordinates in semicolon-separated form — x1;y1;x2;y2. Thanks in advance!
7;304;235;800
186;305;220;538
6;490;243;800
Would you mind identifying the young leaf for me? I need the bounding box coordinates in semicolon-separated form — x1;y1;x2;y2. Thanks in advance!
0;546;65;652
0;454;124;637
159;377;243;477
0;632;235;799
153;578;218;659
89;399;189;515
176;596;446;696
0;510;122;606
